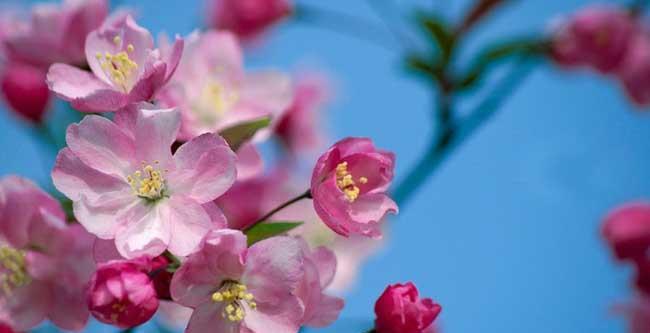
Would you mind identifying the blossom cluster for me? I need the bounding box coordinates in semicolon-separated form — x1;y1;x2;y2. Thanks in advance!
0;0;440;333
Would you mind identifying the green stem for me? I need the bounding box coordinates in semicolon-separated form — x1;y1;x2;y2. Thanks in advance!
245;190;312;231
392;57;536;207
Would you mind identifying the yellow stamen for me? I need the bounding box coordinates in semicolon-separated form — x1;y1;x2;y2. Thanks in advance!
97;37;138;92
127;163;166;200
0;246;30;296
113;35;121;46
211;281;256;322
335;162;368;202
127;44;135;53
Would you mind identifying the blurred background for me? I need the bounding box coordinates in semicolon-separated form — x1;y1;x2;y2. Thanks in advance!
1;0;649;332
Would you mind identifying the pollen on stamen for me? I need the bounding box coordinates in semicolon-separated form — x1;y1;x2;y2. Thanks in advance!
335;162;366;202
0;246;30;296
127;164;167;200
211;282;257;322
127;44;135;53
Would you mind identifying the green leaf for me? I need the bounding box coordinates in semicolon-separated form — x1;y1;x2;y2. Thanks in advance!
416;13;455;62
244;221;303;246
218;116;271;151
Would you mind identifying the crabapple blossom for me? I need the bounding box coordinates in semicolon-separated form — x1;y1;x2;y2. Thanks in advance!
206;0;292;40
374;282;441;333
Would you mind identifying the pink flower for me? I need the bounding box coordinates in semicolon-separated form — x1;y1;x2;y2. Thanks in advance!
0;61;50;123
158;30;292;141
206;0;292;40
550;6;635;73
311;137;397;238
276;72;330;155
295;238;343;327
602;202;650;261
615;298;650;333
3;0;109;66
374;282;442;333
617;34;650;106
46;15;184;112
170;229;304;333
0;176;95;332
87;258;160;328
0;322;15;333
51;104;236;259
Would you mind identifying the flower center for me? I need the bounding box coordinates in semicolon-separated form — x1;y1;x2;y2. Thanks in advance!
211;281;257;322
335;161;368;202
126;162;167;200
193;79;239;124
95;36;138;92
0;246;30;296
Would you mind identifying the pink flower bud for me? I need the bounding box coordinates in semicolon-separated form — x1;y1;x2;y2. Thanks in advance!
617;35;650;106
0;61;50;123
374;282;441;333
0;323;15;333
86;260;159;329
207;0;292;40
602;202;650;261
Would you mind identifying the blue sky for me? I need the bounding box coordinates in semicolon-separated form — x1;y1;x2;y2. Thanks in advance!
3;1;650;332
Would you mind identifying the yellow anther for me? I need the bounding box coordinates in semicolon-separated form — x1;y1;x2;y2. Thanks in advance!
193;81;239;123
127;164;166;200
211;281;256;322
113;35;121;46
335;162;367;202
127;44;135;53
98;47;139;92
0;246;30;296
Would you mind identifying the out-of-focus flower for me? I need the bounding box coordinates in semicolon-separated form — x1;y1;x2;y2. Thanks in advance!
0;61;49;123
550;6;635;73
158;30;291;141
87;258;159;328
0;176;95;332
47;15;183;112
311;137;397;238
0;322;14;333
156;301;193;331
206;0;292;40
602;202;650;262
170;229;304;333
615;298;650;333
617;34;650;106
296;238;343;327
276;72;330;155
374;282;441;333
3;0;108;67
51;104;236;259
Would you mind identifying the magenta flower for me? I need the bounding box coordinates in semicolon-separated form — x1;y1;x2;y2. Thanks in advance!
51;104;236;259
158;30;292;141
374;282;441;333
311;137;397;238
47;15;184;112
170;229;304;333
3;0;109;66
276;72;330;155
0;61;50;123
296;238;344;327
206;0;292;40
550;6;636;73
0;176;95;332
0;322;14;333
87;258;159;328
602;202;650;261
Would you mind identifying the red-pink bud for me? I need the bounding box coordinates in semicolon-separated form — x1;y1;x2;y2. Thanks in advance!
374;282;441;333
0;322;15;333
0;62;50;123
86;260;159;329
602;202;650;261
207;0;292;40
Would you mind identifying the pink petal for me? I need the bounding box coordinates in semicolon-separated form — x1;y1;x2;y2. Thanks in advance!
65;115;136;177
127;58;167;103
236;143;263;181
0;281;52;331
93;238;124;264
47;63;128;112
169;133;237;203
198;31;244;80
242;297;303;333
186;303;239;333
304;294;343;328
73;191;138;239
47;285;89;331
165;196;216;257
114;202;171;259
310;246;337;288
134;106;180;169
348;193;397;237
202;201;228;229
162;36;184;83
240;71;293;113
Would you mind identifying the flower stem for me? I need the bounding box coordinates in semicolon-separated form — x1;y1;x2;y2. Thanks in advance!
245;190;313;231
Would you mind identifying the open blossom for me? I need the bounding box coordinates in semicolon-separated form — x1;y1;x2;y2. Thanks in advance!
374;282;441;333
296;238;344;327
158;30;292;141
3;0;108;66
206;0;292;40
550;6;636;73
87;258;160;328
0;61;50;123
0;176;95;332
276;72;330;155
602;202;650;261
52;104;236;259
47;15;183;112
311;137;397;238
171;229;304;333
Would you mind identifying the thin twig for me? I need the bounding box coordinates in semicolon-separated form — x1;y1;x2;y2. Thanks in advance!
245;190;312;231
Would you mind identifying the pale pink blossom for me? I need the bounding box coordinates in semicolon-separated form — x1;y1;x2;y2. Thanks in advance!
170;229;304;333
311;137;397;238
52;104;236;259
206;0;292;41
47;15;183;112
0;176;95;332
158;30;292;141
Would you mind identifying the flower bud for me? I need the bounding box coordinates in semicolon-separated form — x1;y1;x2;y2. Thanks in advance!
0;62;50;123
86;260;159;329
374;282;441;333
207;0;292;40
0;322;15;333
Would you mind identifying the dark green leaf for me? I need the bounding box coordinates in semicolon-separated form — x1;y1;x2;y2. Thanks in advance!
244;221;303;246
416;12;455;62
219;116;271;151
